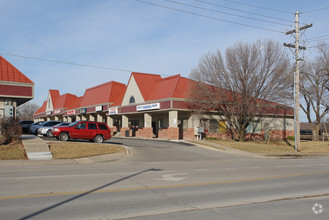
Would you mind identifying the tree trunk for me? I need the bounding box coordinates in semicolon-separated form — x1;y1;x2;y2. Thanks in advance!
313;123;320;141
238;129;246;142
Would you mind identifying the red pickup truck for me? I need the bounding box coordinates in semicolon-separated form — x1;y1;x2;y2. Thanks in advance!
52;121;111;143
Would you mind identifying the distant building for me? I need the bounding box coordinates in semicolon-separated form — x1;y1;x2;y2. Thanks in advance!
0;56;34;119
34;72;294;140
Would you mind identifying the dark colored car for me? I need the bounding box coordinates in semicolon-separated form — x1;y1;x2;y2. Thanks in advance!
24;121;44;134
19;120;34;133
52;121;111;143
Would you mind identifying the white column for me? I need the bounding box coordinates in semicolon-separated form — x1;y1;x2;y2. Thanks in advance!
107;116;114;127
97;114;103;122
169;111;178;127
122;115;128;127
144;113;152;128
89;114;95;121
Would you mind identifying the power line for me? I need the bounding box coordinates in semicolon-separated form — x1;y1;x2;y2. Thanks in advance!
0;52;134;72
307;34;329;41
165;0;291;27
194;0;293;23
219;0;292;14
0;52;173;77
307;37;329;43
302;6;329;14
310;43;329;48
136;0;284;33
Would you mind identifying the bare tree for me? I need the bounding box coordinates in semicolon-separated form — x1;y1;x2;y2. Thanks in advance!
189;40;292;141
299;43;329;141
17;102;40;120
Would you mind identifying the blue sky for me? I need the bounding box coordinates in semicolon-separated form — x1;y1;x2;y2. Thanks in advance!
1;0;329;121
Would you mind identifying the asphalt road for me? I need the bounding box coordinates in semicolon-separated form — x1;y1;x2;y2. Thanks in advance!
0;137;329;219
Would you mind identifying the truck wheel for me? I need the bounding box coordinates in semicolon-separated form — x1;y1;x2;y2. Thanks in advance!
94;135;104;143
59;132;69;141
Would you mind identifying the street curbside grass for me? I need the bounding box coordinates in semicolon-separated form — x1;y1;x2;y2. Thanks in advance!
48;142;126;159
203;139;329;155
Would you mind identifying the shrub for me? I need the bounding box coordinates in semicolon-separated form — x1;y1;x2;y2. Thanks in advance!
0;118;22;144
287;136;295;141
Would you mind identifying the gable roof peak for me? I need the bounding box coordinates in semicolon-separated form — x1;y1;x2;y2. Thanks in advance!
0;55;34;84
158;74;181;82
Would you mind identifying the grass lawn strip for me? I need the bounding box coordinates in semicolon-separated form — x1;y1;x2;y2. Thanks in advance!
0;140;27;160
204;140;329;154
48;142;126;159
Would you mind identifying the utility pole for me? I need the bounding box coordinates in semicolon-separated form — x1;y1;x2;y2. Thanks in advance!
284;11;312;151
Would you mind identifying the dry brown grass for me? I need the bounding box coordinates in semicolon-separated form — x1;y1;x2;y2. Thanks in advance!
205;139;329;154
48;142;126;159
0;140;27;160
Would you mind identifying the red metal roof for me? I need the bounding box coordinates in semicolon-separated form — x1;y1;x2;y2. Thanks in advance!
66;96;83;110
0;56;33;84
139;74;192;101
130;72;162;100
34;101;47;114
34;81;127;116
54;93;79;110
146;75;181;101
80;81;127;107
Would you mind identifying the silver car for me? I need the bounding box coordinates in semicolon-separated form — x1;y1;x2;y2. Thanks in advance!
36;121;63;137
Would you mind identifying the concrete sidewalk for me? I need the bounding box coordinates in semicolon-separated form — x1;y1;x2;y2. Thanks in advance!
21;135;53;160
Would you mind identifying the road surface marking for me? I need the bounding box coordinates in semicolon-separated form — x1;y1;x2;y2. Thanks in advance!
156;173;188;181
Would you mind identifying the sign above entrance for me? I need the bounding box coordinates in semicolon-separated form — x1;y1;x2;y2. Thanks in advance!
109;107;118;115
67;110;75;115
96;106;103;112
137;103;160;111
53;110;61;114
80;108;86;114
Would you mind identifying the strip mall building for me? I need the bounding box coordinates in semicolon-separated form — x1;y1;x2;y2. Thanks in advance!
34;72;294;140
0;56;34;119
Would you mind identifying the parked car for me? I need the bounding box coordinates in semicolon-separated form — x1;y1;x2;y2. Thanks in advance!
52;121;111;143
26;121;44;134
29;121;62;135
37;121;65;137
53;122;71;128
48;122;71;137
18;120;34;133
